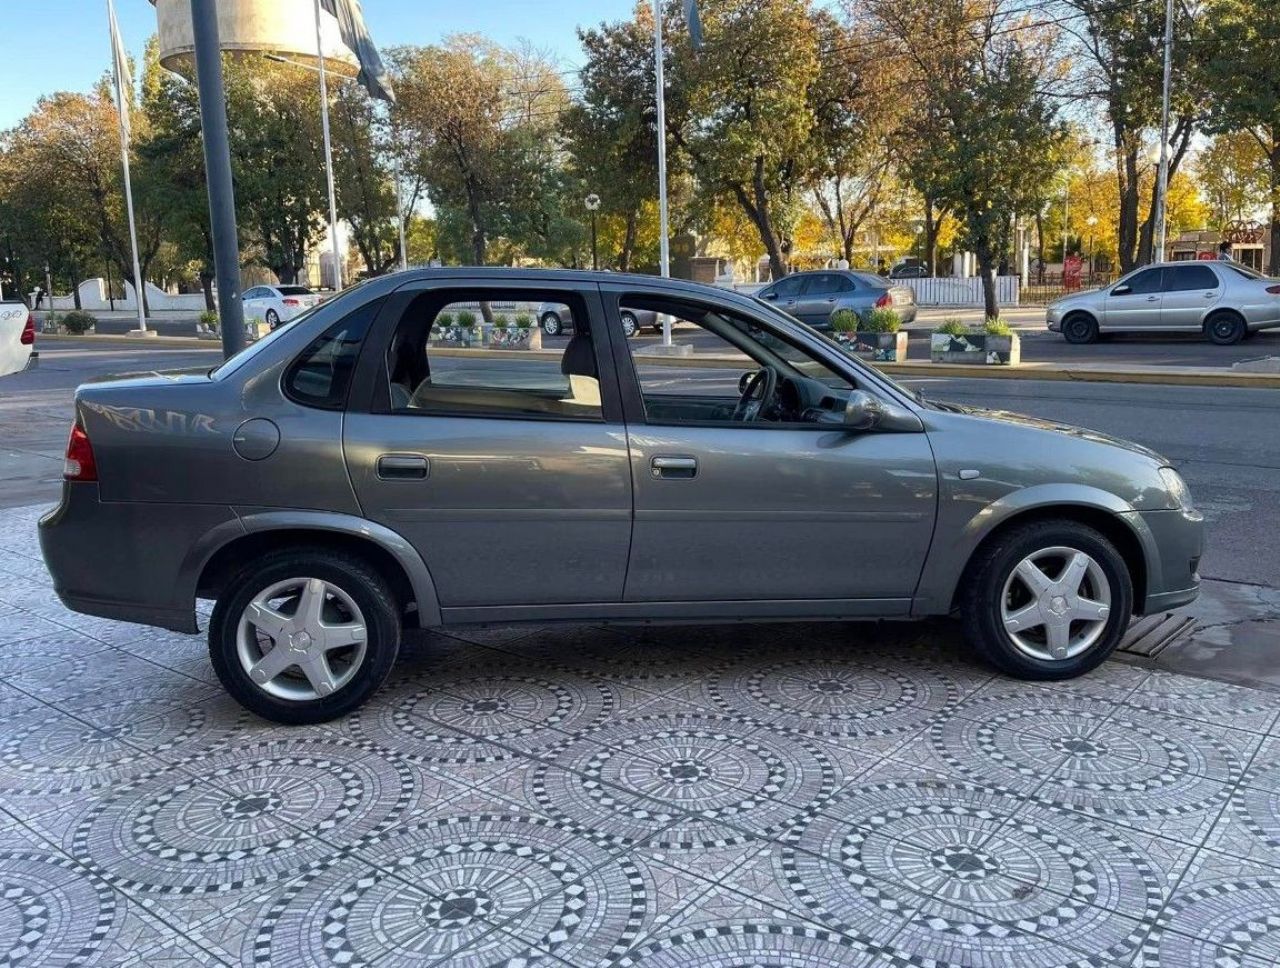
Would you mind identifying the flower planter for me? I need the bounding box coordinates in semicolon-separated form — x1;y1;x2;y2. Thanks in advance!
833;330;908;363
434;324;485;348
488;327;543;350
929;332;1021;365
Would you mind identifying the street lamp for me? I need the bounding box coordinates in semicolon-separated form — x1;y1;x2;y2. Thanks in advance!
584;193;601;272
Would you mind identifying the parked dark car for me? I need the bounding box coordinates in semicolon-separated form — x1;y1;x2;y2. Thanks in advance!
757;270;917;328
40;269;1202;724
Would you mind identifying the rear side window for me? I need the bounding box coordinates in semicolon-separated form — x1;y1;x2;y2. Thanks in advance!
1165;265;1219;291
283;299;381;409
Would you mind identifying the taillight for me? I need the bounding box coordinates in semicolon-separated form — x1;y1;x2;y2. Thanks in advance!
20;312;35;345
283;298;299;307
875;293;892;308
64;424;98;482
1266;285;1280;295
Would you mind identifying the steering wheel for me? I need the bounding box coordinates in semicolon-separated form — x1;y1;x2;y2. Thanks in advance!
732;366;779;422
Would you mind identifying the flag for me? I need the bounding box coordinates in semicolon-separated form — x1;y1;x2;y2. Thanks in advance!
684;0;704;51
107;0;132;140
319;0;396;103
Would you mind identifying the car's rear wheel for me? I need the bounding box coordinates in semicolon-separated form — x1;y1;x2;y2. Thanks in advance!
1205;311;1246;345
266;309;280;329
960;520;1132;680
208;549;401;724
540;312;563;337
621;311;639;339
1061;312;1098;344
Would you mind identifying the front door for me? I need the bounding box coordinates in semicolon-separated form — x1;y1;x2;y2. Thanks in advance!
1159;263;1222;329
793;272;851;326
343;281;633;612
1102;267;1165;330
607;287;937;610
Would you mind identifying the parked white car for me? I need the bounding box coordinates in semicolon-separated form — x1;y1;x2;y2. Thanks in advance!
0;301;35;378
242;285;321;329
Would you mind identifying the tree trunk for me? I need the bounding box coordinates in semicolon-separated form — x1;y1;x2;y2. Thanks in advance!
975;232;998;319
200;272;215;312
1035;210;1046;283
619;209;637;273
1269;142;1280;276
1116;141;1141;272
923;198;939;276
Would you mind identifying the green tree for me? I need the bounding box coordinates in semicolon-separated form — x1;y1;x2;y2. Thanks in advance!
332;82;399;278
1200;0;1280;273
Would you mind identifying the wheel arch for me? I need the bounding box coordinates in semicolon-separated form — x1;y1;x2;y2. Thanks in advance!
913;486;1154;618
183;511;442;628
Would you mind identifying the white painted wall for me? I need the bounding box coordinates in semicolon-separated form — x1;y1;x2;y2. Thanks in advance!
49;279;206;313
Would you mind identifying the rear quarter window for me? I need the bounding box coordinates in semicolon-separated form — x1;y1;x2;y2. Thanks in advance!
283;299;382;410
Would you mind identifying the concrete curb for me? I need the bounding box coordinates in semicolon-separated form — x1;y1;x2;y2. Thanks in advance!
35;334;1280;389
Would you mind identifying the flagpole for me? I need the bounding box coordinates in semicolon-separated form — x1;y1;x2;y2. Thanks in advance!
314;0;343;292
653;0;672;346
108;0;148;335
389;105;407;272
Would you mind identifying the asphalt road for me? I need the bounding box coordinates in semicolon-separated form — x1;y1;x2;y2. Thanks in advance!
2;343;1275;587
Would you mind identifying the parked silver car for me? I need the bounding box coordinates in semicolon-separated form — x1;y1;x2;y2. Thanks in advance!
757;270;918;328
1047;260;1280;344
40;269;1202;724
539;300;657;338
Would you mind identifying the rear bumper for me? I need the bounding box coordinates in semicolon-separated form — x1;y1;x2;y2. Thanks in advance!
39;483;238;634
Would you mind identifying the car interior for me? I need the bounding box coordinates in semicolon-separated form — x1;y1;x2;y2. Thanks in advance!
384;289;603;419
619;295;860;427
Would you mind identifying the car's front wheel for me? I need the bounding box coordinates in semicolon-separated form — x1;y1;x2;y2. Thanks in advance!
621;311;639;338
540;312;563;337
960;520;1132;680
265;309;280;329
208;549;401;724
1061;312;1098;344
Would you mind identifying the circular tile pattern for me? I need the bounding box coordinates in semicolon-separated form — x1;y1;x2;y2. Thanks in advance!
1229;785;1280;852
614;924;879;967
0;851;116;966
252;814;646;966
708;655;962;740
72;739;415;894
784;780;1159;964
534;713;835;848
1143;878;1280;967
0;702;208;794
350;671;615;764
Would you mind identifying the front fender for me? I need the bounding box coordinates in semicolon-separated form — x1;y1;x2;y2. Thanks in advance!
911;483;1156;616
177;508;443;627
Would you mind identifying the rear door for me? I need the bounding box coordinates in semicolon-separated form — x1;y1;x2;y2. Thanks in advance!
1159;263;1221;329
1102;267;1165;330
342;278;634;616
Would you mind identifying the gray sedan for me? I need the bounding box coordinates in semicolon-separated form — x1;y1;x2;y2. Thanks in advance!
40;268;1202;723
757;269;918;328
539;301;657;338
1047;260;1280;344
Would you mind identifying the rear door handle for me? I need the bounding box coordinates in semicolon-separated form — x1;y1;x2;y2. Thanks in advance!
1146;296;1159;302
377;454;429;480
651;456;698;479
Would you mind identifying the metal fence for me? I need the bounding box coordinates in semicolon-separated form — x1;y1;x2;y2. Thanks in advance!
1020;272;1116;307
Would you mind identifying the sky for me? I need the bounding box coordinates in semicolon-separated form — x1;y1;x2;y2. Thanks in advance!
0;0;639;130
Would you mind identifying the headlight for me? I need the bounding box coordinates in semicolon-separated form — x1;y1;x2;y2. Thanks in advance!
1159;467;1195;511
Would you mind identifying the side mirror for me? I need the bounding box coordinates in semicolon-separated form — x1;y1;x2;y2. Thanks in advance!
844;390;925;433
1111;284;1131;295
844;390;885;431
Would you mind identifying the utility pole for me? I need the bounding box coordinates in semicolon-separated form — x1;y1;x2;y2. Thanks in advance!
1153;0;1175;265
189;0;245;358
313;0;343;292
654;0;672;346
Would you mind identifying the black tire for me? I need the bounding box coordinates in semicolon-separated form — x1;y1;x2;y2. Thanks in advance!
1205;311;1246;345
621;311;639;339
266;309;280;329
540;312;563;337
208;548;401;724
1061;312;1098;344
959;520;1132;680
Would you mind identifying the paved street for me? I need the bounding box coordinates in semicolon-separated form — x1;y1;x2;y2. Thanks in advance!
2;502;1280;966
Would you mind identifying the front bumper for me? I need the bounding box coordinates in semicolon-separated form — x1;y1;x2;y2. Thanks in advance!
1130;507;1205;614
39;482;238;634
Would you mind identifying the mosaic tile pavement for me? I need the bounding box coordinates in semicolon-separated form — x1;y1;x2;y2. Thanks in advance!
1;503;1279;966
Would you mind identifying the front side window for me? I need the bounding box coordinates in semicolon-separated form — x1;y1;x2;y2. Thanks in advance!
385;290;602;420
283;298;381;409
1119;269;1163;295
771;275;805;298
620;296;856;428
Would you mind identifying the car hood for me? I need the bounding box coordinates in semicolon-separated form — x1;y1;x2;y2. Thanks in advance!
932;401;1167;463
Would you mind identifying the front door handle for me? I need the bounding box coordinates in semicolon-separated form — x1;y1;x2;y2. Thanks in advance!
1146;296;1159;302
377;454;429;480
651;456;698;479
